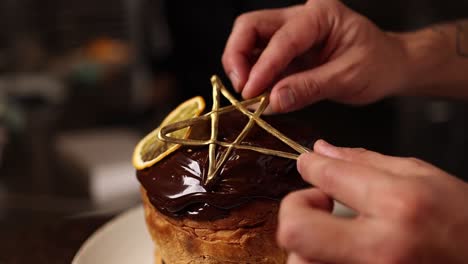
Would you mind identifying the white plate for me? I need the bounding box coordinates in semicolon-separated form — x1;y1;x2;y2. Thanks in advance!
72;202;354;264
72;206;154;264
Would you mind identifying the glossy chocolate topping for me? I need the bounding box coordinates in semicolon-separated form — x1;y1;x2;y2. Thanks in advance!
137;111;320;220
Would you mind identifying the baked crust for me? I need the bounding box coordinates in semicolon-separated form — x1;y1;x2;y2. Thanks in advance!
155;248;163;264
141;188;287;264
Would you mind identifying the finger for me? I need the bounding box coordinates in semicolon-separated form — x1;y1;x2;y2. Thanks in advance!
222;9;288;92
278;189;359;263
246;101;275;115
242;4;334;99
285;188;334;212
297;152;390;212
269;61;340;112
314;139;434;177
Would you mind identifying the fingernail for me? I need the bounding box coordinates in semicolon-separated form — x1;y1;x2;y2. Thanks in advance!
246;102;275;115
276;87;296;111
314;139;340;158
296;152;312;173
242;79;252;98
262;104;275;115
229;71;240;92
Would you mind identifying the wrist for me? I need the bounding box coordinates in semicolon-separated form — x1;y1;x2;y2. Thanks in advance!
394;27;453;97
394;22;468;98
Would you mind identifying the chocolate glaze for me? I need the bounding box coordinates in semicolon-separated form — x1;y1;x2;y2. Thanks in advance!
137;111;321;220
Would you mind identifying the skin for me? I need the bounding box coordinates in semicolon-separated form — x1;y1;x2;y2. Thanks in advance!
222;0;468;113
280;140;468;263
221;0;468;263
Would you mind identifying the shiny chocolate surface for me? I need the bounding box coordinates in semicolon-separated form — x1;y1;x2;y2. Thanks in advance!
137;111;320;220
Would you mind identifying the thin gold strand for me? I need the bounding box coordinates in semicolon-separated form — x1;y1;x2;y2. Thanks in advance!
207;76;221;185
218;84;310;154
211;94;269;180
158;75;309;186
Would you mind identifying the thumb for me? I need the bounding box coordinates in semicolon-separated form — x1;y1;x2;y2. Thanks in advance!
269;62;341;113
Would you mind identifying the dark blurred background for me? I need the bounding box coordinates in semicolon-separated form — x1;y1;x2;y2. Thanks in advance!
1;0;468;224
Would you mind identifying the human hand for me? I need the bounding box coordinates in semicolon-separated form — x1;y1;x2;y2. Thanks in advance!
222;0;409;113
277;140;468;263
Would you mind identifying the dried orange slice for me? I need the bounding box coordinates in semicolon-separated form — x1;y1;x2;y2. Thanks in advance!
132;96;205;170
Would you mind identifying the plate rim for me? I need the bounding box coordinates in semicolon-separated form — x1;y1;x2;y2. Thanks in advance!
71;205;146;264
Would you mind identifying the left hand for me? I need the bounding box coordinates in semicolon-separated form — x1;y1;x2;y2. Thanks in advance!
277;139;468;264
222;0;409;113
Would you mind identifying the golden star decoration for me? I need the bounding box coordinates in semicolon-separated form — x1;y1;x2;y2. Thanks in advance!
158;75;311;186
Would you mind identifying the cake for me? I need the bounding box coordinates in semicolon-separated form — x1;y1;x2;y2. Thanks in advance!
136;106;319;264
132;75;321;264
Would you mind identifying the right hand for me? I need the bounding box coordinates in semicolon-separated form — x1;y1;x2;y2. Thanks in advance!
277;140;468;264
222;0;410;113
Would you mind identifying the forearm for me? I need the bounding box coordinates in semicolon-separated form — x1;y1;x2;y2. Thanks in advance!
396;20;468;98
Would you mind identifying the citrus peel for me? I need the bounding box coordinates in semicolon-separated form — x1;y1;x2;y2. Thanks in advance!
132;96;205;170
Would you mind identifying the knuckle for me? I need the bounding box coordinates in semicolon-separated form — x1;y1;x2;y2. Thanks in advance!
317;162;338;194
278;193;296;221
278;31;301;55
405;157;428;168
402;157;433;175
344;147;369;160
389;184;431;225
221;52;233;68
309;0;344;21
277;215;302;249
281;191;301;207
340;60;362;84
333;63;367;101
262;57;283;76
309;0;336;10
234;11;266;29
299;77;321;99
341;15;368;43
233;13;251;28
354;147;372;157
395;196;421;223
